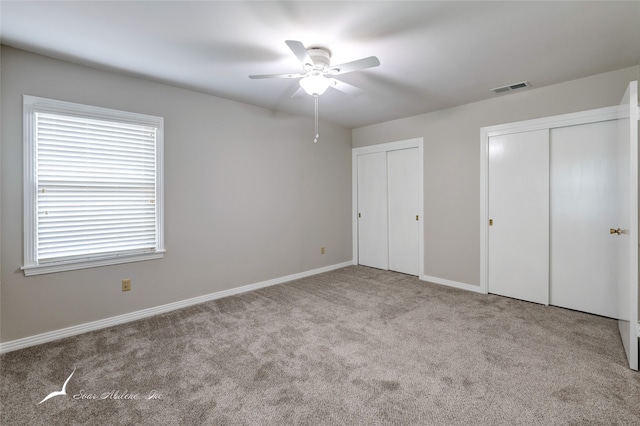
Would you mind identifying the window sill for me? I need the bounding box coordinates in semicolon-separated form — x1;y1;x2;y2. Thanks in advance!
21;251;166;276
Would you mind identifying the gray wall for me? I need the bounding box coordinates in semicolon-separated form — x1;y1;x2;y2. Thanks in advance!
2;44;637;344
0;46;353;343
353;65;640;287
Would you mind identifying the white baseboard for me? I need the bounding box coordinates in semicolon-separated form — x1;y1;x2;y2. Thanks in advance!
0;261;353;354
420;274;485;294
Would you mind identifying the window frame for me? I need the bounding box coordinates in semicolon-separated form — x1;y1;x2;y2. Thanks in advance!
22;95;165;276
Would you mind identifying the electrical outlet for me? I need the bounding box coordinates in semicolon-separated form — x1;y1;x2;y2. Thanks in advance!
321;246;325;255
122;279;131;292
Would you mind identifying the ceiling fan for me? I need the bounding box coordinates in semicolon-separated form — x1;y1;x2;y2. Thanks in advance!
249;40;380;142
249;40;380;96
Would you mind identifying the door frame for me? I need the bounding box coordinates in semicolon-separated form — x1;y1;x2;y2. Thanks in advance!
480;106;621;294
352;138;424;276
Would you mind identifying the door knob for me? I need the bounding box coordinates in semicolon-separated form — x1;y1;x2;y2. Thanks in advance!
610;228;622;235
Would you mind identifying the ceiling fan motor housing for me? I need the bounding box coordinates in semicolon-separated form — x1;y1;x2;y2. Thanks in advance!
307;47;331;72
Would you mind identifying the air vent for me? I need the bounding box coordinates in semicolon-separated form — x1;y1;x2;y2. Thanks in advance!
491;81;530;94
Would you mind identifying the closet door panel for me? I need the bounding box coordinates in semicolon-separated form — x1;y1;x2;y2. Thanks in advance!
357;152;389;270
488;130;549;305
388;148;420;275
550;120;618;318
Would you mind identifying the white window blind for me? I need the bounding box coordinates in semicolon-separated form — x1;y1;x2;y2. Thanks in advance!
23;96;164;275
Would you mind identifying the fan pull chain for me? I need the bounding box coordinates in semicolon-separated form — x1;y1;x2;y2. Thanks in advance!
313;94;319;143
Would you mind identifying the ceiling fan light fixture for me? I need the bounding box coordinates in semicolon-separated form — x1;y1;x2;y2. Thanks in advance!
299;74;331;96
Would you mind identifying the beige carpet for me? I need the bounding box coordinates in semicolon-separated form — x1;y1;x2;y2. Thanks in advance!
1;266;639;425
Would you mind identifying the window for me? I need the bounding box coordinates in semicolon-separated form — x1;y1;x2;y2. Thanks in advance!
22;96;164;276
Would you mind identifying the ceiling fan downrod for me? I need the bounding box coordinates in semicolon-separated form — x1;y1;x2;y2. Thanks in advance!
314;94;319;143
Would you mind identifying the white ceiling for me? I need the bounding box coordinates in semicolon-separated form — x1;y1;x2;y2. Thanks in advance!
1;1;639;128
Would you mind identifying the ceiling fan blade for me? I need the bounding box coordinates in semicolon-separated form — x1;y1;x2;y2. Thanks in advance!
249;73;305;79
285;40;314;69
329;56;380;75
330;79;363;96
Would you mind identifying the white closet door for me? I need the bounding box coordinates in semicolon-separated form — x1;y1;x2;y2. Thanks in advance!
550;120;618;318
388;148;420;275
617;81;638;371
357;152;389;270
488;130;549;305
